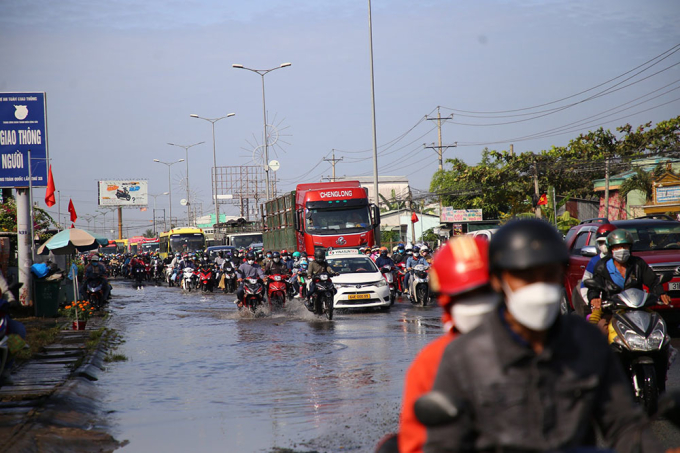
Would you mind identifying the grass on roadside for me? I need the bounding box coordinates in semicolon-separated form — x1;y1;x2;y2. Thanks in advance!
15;323;61;362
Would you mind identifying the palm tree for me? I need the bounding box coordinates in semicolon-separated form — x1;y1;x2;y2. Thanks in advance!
619;165;663;203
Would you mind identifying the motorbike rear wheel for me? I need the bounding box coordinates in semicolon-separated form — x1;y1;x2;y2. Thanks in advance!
638;364;659;416
417;286;428;307
324;294;334;320
314;295;323;316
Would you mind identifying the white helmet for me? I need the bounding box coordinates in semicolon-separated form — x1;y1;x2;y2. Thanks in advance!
405;243;413;251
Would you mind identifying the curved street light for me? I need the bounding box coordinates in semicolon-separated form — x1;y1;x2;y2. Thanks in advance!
154;158;184;229
232;62;291;200
190;113;236;242
167;141;204;226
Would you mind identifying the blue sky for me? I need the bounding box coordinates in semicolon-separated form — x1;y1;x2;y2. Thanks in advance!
1;0;679;234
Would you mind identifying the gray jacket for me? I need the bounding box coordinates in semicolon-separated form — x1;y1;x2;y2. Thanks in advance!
425;308;662;453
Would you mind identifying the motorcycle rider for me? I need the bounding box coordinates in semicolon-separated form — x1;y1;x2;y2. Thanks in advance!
575;223;617;316
163;252;175;267
236;251;265;307
0;270;26;385
424;218;662;452
264;251;290;294
375;247;394;268
392;243;407;264
404;247;428;294
306;249;336;308
82;255;111;300
399;235;499;453
588;228;670;332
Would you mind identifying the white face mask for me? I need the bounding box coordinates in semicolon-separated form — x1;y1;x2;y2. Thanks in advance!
502;281;562;331
450;293;499;333
612;249;630;263
597;242;608;257
247;260;254;265
273;258;280;263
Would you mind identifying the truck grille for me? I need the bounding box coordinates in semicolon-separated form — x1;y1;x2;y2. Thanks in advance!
649;262;680;276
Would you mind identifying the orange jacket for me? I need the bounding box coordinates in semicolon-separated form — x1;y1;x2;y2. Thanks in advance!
398;332;456;453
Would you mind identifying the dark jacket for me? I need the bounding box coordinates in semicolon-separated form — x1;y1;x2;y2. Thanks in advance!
265;260;289;275
587;255;665;303
308;260;334;277
424;309;661;453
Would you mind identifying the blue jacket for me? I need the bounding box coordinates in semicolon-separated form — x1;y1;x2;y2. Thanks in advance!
375;255;395;268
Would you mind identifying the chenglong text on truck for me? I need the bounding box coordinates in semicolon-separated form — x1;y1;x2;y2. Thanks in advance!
262;181;380;253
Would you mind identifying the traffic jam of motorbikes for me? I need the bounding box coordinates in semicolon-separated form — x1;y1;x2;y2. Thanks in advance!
22;216;677;452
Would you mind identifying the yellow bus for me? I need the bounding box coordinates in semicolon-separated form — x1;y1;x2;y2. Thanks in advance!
159;227;206;259
114;239;128;254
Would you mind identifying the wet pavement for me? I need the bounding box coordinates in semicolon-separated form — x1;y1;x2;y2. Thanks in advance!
100;280;680;452
100;281;440;452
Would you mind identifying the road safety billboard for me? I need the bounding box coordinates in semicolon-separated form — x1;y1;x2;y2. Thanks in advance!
0;92;49;188
98;180;148;207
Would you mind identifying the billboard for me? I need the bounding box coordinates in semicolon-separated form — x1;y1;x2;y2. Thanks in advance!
98;180;148;207
441;208;483;222
0;92;49;188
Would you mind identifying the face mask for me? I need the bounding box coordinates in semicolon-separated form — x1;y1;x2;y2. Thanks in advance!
502;281;562;331
450;293;499;333
273;258;280;263
247;260;254;265
598;242;608;256
266;254;272;259
612;249;630;263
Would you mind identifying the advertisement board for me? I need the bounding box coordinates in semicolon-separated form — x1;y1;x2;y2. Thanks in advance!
98;180;148;207
0;92;48;188
440;208;483;222
656;186;680;204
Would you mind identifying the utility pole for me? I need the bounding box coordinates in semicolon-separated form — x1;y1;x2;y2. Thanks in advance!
604;156;610;219
425;106;456;170
323;150;343;182
533;159;542;219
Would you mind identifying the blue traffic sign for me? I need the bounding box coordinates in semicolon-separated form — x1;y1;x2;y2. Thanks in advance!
0;92;49;188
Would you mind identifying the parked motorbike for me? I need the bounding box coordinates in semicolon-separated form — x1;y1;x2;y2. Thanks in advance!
381;265;396;305
241;277;265;312
266;273;288;310
198;267;214;292
308;271;335;320
85;277;106;310
181;267;197;291
409;264;430;306
584;275;672;415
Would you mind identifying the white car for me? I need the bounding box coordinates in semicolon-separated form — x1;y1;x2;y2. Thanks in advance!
326;253;391;310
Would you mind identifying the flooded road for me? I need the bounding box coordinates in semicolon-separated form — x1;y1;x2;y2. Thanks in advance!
99;281;441;452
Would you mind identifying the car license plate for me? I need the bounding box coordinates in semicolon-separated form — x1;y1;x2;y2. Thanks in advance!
670;282;680;291
348;294;370;300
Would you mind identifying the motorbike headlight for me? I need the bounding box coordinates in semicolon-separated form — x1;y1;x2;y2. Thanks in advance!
376;278;388;288
623;330;648;351
647;319;667;350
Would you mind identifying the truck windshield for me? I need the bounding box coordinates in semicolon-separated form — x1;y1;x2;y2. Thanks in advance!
169;234;205;254
230;234;263;248
306;207;371;235
619;224;680;251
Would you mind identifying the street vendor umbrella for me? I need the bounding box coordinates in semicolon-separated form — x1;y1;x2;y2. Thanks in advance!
37;228;109;256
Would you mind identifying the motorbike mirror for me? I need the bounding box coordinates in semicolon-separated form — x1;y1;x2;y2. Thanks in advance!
582;278;602;290
305;211;312;220
414;391;460;426
658;272;673;285
580;246;598;257
657;391;680;427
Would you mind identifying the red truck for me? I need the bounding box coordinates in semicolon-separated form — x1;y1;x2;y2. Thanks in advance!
262;181;380;253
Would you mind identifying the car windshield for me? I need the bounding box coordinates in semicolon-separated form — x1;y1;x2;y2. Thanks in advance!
327;256;378;274
169;234;205;253
306;207;371;235
230;234;262;248
618;224;680;251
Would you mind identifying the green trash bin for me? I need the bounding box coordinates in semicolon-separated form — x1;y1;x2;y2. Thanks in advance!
34;279;61;317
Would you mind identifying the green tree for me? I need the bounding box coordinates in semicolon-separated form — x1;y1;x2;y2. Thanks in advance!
143;229;155;238
618;165;664;203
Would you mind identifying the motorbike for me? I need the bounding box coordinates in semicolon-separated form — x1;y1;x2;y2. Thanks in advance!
222;264;237;293
0;283;25;385
198;267;214;292
408;264;430;306
308;271;335;320
584;274;672;415
395;261;406;295
132;265;146;289
241;277;265;312
85;277;106;310
116;187;131;201
296;269;308;299
151;259;164;285
266;273;288;310
181;267;197;291
381;265;396;305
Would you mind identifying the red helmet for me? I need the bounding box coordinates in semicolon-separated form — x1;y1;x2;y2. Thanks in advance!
430;236;489;307
596;223;617;240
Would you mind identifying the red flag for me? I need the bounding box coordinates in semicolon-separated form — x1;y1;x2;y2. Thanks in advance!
44;165;56;207
68;199;77;222
70;223;75;229
411;212;419;223
537;194;548;206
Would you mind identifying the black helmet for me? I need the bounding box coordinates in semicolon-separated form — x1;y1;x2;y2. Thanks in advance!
272;251;281;259
314;249;326;262
245;252;256;261
489;219;568;273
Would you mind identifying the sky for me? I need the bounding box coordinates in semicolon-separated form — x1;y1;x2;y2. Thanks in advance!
1;0;679;236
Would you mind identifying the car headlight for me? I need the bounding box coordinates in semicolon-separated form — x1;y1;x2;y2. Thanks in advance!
376;278;388;288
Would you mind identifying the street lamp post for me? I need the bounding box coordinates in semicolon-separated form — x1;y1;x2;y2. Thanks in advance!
232;62;291;200
167;141;204;226
149;192;169;236
190;113;235;243
154;158;185;229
